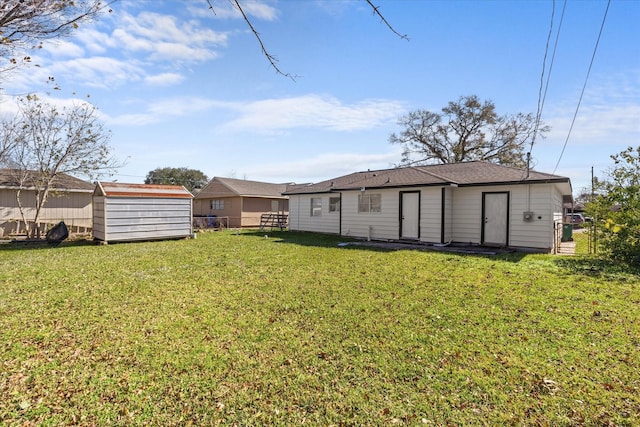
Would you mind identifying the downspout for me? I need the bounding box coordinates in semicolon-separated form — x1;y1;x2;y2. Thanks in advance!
339;192;342;236
440;187;445;244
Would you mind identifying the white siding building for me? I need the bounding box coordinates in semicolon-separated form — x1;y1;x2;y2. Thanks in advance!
93;182;193;243
284;162;572;253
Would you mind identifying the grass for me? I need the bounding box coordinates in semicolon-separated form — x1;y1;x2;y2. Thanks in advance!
1;230;639;426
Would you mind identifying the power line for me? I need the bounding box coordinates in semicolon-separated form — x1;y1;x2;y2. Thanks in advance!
526;0;566;178
553;0;610;175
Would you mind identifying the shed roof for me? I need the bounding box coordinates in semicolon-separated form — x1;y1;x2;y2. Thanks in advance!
195;176;291;199
283;161;572;195
94;182;193;198
0;169;94;192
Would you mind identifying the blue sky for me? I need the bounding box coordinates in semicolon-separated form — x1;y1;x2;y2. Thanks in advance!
1;0;638;194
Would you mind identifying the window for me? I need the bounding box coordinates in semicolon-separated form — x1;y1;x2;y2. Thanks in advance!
211;199;224;210
329;197;340;213
310;198;322;216
358;194;381;213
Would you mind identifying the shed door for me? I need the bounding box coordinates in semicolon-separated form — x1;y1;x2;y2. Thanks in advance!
400;191;420;240
482;192;509;246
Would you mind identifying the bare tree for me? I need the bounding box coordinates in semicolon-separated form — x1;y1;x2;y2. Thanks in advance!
4;95;118;238
0;115;21;165
389;95;546;168
0;0;109;77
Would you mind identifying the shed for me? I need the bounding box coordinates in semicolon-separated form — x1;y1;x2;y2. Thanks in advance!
93;182;193;243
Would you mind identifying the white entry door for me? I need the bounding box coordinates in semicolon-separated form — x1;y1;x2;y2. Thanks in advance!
400;192;420;239
483;192;509;246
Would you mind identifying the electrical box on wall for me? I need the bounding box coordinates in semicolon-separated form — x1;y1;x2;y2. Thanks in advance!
523;211;534;222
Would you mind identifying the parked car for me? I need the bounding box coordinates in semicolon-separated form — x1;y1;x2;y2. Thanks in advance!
567;213;585;227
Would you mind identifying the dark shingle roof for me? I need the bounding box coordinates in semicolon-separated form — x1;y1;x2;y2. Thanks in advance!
283;161;571;195
0;169;94;192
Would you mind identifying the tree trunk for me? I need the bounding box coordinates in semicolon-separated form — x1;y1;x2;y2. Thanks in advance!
14;187;32;238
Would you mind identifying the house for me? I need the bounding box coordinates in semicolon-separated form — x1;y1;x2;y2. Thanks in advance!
92;182;193;243
283;161;573;252
0;169;94;237
193;177;290;228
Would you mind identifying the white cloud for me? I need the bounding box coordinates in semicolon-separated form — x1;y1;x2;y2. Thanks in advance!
145;72;185;86
49;56;145;89
10;7;232;90
47;40;85;58
107;96;227;126
189;0;279;20
74;28;113;54
543;70;640;146
107;94;405;131
241;1;279;20
546;103;640;142
149;42;219;62
113;11;228;63
0;94;101;119
248;150;403;183
222;95;406;133
146;97;224;116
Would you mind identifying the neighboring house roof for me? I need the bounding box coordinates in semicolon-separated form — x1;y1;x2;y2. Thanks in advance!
0;168;94;192
195;177;291;199
283;161;572;195
94;182;193;198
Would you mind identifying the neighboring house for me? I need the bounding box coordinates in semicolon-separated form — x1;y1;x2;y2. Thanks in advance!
283;161;573;252
93;182;193;243
0;169;94;237
193;177;290;228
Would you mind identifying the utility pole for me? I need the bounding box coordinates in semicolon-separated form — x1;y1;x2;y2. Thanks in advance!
591;166;597;254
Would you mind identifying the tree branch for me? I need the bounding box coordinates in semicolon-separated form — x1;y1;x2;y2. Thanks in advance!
205;0;406;79
364;0;409;41
230;0;296;80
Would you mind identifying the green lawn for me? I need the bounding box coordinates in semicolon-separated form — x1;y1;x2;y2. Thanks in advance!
1;231;638;426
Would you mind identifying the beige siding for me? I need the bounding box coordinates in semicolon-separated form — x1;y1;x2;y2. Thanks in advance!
551;184;566;251
341;189;399;240
193;196;242;227
242;197;288;227
0;188;92;236
450;184;560;250
289;182;563;251
420;187;444;243
194;196;288;228
450;187;483;244
443;187;453;243
509;184;556;249
288;194;340;234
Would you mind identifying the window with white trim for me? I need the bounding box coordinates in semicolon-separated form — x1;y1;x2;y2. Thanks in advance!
358;194;381;213
211;199;224;210
311;197;322;216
